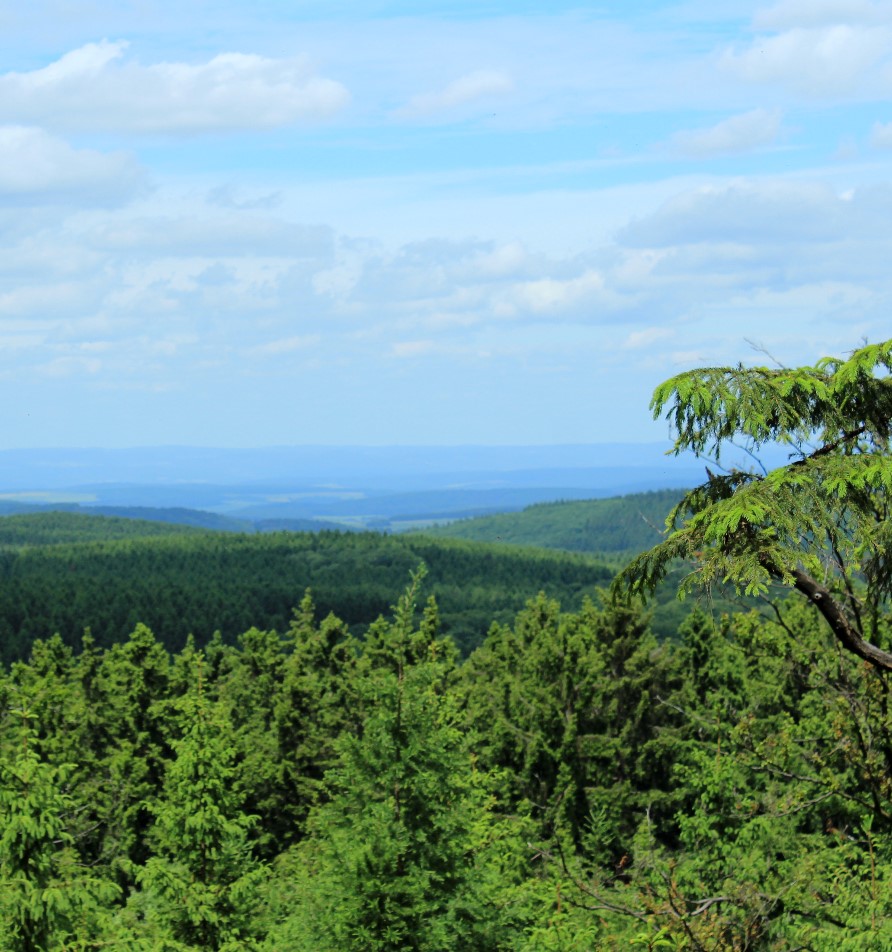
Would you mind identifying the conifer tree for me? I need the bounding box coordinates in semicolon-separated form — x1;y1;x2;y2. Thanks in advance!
268;578;508;951
0;709;119;951
270;593;359;846
616;339;892;670
137;657;266;950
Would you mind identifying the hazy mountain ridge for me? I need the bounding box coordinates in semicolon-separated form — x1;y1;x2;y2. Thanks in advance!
0;443;709;530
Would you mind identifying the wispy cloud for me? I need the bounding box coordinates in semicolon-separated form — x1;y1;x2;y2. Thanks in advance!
86;216;334;258
0;41;350;133
753;0;892;30
397;70;513;119
671;109;783;157
391;339;437;358
247;335;319;358
623;328;674;349
722;23;892;96
870;119;892;147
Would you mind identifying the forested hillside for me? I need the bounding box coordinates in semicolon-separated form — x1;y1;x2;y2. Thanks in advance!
421;488;684;563
0;511;613;661
0;511;205;545
419;489;729;636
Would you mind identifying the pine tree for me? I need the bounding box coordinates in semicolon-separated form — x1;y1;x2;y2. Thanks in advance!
0;709;119;951
137;658;266;950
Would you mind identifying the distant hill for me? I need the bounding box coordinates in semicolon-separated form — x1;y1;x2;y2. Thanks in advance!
419;489;685;563
0;489;686;539
0;443;713;530
0;511;615;661
0;510;207;545
0;502;352;535
416;489;758;637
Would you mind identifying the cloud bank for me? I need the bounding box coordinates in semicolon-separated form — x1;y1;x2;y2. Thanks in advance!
0;41;350;133
0;125;144;203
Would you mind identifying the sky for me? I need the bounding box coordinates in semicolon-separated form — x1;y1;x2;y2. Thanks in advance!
1;0;891;448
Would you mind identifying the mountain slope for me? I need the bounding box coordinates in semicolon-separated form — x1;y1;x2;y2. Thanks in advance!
419;489;685;562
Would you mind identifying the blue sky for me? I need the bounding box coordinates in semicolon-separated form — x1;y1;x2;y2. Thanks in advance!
1;0;891;447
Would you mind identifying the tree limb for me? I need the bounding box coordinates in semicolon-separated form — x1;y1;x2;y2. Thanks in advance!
775;563;892;671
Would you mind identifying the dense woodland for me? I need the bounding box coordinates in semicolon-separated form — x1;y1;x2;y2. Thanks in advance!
0;512;615;661
3;339;892;950
1;571;890;950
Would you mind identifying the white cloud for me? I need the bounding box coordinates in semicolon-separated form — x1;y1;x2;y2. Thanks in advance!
870;119;892;146
247;335;319;358
391;340;436;358
497;269;607;317
38;355;103;378
0;41;350;133
207;184;283;211
398;70;513;119
468;241;529;279
671;109;783;157
86;215;334;258
722;24;892;96
0;281;93;318
619;181;892;247
0;125;144;204
670;349;710;367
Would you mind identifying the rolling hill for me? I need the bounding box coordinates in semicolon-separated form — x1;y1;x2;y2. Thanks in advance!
0;511;615;661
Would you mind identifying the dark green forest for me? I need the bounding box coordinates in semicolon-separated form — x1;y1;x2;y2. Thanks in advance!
0;512;614;661
2;339;892;950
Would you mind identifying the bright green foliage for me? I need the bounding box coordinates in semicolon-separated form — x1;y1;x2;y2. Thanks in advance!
676;607;746;711
616;338;892;670
136;659;266;950
5;419;892;949
0;712;119;951
213;625;288;859
559;598;892;949
267;581;512;951
463;593;685;856
268;593;360;846
93;624;174;876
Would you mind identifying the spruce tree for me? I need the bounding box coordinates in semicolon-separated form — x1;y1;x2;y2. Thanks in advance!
267;579;508;951
137;658;266;950
0;709;118;951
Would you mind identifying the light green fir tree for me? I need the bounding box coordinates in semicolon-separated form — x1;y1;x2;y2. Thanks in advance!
0;708;119;951
135;657;267;951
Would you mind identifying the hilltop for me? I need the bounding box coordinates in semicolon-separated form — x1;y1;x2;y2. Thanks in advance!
419;488;684;564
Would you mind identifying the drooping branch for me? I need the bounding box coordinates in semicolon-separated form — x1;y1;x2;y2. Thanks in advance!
618;340;892;673
760;556;892;671
790;424;868;466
